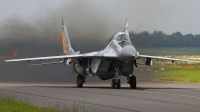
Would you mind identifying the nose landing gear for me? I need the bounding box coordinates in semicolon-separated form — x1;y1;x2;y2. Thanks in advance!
111;63;121;89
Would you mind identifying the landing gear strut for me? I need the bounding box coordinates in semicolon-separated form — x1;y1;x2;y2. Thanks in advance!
77;75;85;88
128;75;136;89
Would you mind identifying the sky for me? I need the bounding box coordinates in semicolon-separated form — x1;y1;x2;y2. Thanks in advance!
0;0;61;20
0;0;200;35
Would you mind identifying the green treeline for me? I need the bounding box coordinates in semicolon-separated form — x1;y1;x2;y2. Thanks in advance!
129;31;200;48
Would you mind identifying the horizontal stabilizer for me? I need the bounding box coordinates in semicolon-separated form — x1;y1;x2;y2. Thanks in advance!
29;61;63;67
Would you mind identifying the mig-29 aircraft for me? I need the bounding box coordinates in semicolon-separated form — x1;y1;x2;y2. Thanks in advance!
4;17;196;89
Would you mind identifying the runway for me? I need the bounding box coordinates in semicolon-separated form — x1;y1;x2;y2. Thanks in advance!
0;80;200;112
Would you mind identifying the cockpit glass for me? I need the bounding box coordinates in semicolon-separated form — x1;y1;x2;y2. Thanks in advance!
117;34;128;41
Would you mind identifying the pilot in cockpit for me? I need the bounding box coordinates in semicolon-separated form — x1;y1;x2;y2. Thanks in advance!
117;34;131;47
117;34;128;42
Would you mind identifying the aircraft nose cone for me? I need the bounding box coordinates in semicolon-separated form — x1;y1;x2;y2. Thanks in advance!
121;46;137;61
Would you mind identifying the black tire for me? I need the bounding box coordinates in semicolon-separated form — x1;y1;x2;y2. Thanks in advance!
111;79;116;89
77;75;84;88
116;79;121;89
130;75;136;89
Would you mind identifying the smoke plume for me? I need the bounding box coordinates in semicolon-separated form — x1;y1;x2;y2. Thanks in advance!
0;0;123;82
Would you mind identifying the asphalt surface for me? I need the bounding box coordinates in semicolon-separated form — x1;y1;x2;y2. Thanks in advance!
0;80;200;112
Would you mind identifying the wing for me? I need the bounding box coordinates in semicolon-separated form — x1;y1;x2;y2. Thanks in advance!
138;54;196;63
4;51;118;62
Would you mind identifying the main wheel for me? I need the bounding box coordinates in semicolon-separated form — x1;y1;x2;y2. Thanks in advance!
116;79;121;89
111;79;116;89
129;75;136;89
77;75;84;88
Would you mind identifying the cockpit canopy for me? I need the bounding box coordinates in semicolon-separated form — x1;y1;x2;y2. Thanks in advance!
117;34;128;41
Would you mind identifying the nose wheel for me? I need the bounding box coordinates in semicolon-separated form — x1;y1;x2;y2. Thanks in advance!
111;79;121;89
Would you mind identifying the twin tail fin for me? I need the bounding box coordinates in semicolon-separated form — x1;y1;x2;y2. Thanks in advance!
61;17;75;55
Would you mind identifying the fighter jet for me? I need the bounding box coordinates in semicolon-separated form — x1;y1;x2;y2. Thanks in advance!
4;17;196;89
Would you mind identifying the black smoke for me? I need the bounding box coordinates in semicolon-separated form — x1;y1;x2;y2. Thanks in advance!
0;1;123;83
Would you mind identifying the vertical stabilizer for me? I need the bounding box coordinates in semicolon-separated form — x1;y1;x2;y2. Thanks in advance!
124;18;129;35
62;17;75;55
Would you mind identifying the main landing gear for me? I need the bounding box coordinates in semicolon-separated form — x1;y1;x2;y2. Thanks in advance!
127;75;136;89
76;74;85;88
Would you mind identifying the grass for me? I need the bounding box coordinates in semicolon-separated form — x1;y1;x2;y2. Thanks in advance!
156;70;200;83
135;55;200;83
0;94;86;112
152;61;200;83
153;62;200;83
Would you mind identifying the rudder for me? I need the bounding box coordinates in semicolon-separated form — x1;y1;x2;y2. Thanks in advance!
61;17;75;55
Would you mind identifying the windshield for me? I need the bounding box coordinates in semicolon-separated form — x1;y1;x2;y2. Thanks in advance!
117;34;128;41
